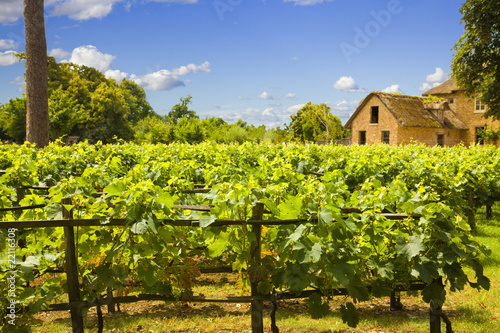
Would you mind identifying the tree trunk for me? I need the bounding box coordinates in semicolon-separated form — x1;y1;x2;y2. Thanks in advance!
24;0;49;148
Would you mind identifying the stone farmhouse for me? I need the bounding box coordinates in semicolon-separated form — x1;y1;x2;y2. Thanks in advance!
344;78;499;146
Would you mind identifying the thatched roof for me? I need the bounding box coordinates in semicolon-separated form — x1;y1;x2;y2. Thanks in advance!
422;78;461;96
344;92;468;130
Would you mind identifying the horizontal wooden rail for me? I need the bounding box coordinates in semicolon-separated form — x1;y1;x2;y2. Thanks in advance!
0;212;415;229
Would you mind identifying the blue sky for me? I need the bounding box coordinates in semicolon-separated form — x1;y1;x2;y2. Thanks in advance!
0;0;464;127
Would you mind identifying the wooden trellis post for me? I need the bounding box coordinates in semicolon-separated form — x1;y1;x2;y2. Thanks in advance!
62;198;84;333
250;203;264;333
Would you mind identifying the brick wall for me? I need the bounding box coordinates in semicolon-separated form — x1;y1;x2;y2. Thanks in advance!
349;95;401;145
434;90;500;146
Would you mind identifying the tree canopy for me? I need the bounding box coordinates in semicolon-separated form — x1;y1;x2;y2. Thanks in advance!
451;0;500;120
166;95;198;124
0;56;156;143
290;102;344;142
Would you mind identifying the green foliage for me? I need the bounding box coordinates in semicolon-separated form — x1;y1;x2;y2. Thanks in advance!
477;126;500;143
48;87;83;140
175;117;205;143
422;94;443;105
0;142;494;330
452;0;500;120
134;115;175;144
85;81;134;143
0;97;27;143
290;102;343;142
1;56;156;144
167;95;197;124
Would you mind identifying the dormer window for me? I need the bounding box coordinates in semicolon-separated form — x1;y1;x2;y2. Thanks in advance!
370;106;379;124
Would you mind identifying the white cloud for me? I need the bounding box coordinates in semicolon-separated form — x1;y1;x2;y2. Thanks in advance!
283;0;334;5
257;91;276;100
0;0;23;24
290;56;299;61
0;51;17;66
262;107;275;117
171;61;211;76
286;104;305;115
130;70;186;91
148;0;198;3
419;82;432;91
130;61;211;91
49;48;72;59
105;69;129;82
329;100;359;123
426;67;447;83
62;45;210;91
68;45;116;72
9;75;24;87
238;96;251;100
382;84;402;93
333;76;365;93
51;0;121;21
283;93;297;100
419;67;448;91
0;39;16;50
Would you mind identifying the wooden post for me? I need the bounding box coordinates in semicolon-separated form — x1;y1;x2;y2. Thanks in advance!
429;301;442;333
467;189;476;233
250;203;264;333
16;188;27;249
486;205;492;219
107;287;115;313
390;291;403;311
62;198;84;333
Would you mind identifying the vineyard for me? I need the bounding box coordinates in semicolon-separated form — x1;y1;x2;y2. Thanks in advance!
0;141;496;332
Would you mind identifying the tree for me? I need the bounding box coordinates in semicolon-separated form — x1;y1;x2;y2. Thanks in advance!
175;117;205;143
290;102;343;142
84;82;134;143
120;79;156;123
24;0;49;147
4;55;155;143
0;98;27;143
48;87;83;140
167;95;198;124
134;115;174;144
451;0;500;120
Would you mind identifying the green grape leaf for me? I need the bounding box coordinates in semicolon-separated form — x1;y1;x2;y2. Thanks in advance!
278;196;302;219
319;207;333;225
396;235;425;260
46;203;63;220
261;198;280;216
347;283;370;302
422;282;446;307
310;243;322;263
131;221;148;234
257;281;274;295
307;292;329;319
208;232;229;257
340;302;359;328
200;215;216;228
104;181;127;197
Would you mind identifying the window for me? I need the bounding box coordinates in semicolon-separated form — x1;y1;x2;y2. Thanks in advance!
370;106;379;124
476;126;485;145
359;131;366;145
449;99;454;104
381;131;390;144
475;96;486;112
437;134;444;147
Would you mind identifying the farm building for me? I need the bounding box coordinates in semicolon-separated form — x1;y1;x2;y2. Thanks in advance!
344;79;500;146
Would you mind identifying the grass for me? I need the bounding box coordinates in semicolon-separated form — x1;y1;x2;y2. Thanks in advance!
20;209;500;332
